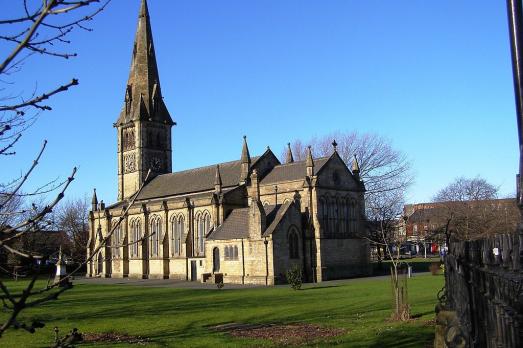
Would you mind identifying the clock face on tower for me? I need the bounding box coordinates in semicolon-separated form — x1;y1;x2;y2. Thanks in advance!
150;156;163;172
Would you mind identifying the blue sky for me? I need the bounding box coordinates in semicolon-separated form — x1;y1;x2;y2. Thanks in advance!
1;0;518;205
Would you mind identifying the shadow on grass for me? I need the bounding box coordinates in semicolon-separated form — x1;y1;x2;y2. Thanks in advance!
300;285;340;291
369;323;434;348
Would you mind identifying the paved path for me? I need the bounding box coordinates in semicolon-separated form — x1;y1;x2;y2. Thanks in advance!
75;272;430;290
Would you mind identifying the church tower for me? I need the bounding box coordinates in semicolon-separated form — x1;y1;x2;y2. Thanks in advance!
114;0;174;201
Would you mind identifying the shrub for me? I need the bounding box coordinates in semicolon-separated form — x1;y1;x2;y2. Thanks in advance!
286;264;302;290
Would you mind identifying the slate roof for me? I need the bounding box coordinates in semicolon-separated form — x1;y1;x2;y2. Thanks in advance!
137;157;259;200
207;204;281;240
263;200;294;237
260;157;330;185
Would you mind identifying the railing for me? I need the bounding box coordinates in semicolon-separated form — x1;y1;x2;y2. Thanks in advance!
436;233;523;347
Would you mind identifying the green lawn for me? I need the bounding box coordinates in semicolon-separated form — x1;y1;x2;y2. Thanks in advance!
0;274;443;347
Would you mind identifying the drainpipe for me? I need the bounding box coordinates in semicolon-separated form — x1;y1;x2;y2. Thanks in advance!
241;238;245;284
264;238;269;286
308;180;317;283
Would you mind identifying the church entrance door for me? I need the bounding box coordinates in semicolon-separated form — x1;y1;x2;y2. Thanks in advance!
213;247;220;273
190;260;197;281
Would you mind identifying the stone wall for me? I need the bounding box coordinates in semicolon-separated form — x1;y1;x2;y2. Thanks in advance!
204;238;275;285
435;233;523;347
320;238;370;280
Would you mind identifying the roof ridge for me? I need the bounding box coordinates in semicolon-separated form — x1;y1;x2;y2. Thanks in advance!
153;156;261;177
273;156;330;168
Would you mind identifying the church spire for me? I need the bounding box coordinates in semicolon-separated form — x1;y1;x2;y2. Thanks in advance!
116;0;173;126
116;0;174;201
240;136;251;184
285;143;294;163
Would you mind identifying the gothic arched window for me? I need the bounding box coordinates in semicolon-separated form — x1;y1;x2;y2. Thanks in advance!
320;197;329;235
150;216;161;257
196;212;210;255
288;227;300;259
131;219;142;258
344;198;351;234
112;221;121;258
170;215;184;256
350;201;358;234
339;199;346;235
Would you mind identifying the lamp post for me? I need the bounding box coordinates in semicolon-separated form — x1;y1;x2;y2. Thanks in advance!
507;0;523;268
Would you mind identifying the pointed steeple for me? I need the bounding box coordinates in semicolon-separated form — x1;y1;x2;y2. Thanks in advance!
352;155;360;180
285;143;294;163
91;188;98;211
241;135;251;164
214;165;222;193
240;136;251;184
116;0;173;126
306;146;314;177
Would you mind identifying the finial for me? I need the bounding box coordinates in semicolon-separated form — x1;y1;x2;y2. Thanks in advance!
332;140;338;152
285;142;294;163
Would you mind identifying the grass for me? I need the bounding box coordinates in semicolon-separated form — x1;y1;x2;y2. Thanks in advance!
0;274;443;347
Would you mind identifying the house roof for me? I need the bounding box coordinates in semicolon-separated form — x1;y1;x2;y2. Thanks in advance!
136;157;259;200
260;157;329;185
207;204;281;240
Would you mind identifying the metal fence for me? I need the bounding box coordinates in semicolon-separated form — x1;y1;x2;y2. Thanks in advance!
436;233;523;347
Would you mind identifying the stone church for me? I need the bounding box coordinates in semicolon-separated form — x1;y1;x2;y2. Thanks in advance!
86;0;370;285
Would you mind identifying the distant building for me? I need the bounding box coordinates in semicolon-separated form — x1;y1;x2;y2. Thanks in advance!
86;0;370;285
403;198;518;245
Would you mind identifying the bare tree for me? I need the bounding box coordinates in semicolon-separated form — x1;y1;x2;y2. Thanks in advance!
56;197;89;264
429;177;518;242
0;0;114;337
367;189;411;321
285;131;412;197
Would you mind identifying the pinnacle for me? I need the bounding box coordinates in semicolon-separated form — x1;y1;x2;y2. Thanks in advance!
286;142;294;163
